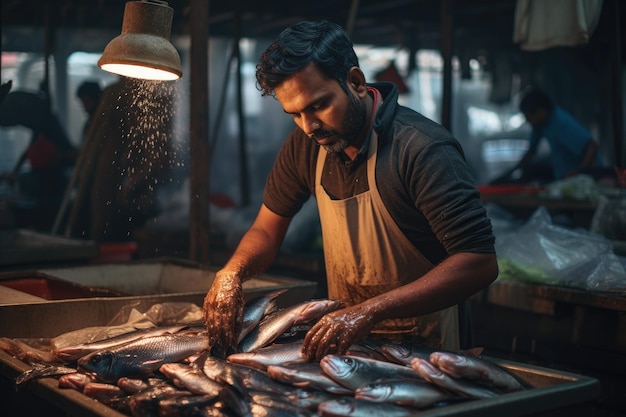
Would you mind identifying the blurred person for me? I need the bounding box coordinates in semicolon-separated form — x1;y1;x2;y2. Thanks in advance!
0;90;77;230
203;21;498;360
509;87;604;182
75;80;102;144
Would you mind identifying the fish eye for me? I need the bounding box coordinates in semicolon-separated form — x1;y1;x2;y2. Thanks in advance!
90;354;102;364
342;357;354;365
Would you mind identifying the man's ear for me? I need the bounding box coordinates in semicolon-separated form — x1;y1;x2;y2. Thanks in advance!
347;67;368;98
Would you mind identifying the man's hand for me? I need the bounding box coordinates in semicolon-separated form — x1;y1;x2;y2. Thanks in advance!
203;271;244;358
302;303;376;362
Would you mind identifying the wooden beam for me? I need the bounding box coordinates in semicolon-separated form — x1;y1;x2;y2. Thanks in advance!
189;0;211;264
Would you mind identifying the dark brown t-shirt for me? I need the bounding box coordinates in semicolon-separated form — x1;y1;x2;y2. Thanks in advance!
263;83;495;265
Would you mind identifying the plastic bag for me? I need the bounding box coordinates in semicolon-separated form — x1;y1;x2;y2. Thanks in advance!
496;206;626;293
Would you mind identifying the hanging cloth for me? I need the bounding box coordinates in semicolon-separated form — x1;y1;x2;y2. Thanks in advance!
513;0;604;51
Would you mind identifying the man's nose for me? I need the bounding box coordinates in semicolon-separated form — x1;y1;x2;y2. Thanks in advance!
302;116;321;136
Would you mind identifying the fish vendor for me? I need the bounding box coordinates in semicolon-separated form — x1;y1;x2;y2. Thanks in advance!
203;20;498;361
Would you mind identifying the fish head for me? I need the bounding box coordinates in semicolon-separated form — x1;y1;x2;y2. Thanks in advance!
77;351;116;381
355;382;392;402
320;354;358;381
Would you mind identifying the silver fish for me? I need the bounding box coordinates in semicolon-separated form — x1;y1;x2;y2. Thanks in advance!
128;383;192;417
230;363;297;395
56;325;190;362
429;351;526;392
250;402;314;417
267;363;353;395
285;388;340;411
239;289;288;343
227;341;306;371
318;397;416;417
411;357;501;399
319;354;422;391
15;363;77;387
377;342;435;365
355;378;453;408
159;362;224;397
77;333;209;383
239;299;344;352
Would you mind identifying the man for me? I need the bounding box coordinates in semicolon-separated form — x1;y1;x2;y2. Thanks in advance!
75;81;102;144
513;87;603;181
203;20;498;361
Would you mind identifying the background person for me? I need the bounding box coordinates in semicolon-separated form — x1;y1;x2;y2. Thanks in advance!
505;87;605;183
203;20;498;360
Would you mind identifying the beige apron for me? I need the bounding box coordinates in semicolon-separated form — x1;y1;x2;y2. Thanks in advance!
315;127;460;351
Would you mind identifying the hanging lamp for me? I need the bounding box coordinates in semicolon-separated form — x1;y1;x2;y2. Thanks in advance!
98;0;182;81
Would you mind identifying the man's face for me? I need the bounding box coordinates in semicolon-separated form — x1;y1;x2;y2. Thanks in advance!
274;63;366;153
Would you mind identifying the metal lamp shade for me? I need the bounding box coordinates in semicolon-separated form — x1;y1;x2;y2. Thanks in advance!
98;0;182;81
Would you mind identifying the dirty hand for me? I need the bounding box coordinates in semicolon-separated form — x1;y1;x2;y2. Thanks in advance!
203;271;244;358
302;304;376;362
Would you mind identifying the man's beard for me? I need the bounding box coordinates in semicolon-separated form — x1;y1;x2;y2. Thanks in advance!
311;91;366;153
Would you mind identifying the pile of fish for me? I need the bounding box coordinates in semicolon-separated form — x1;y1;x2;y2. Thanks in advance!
0;291;528;417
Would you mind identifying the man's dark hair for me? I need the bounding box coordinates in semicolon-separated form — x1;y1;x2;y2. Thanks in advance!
519;87;554;114
255;20;359;97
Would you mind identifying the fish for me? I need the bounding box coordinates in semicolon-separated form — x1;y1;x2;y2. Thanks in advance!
159;362;224;397
55;325;191;362
128;383;193;417
77;333;210;383
377;342;435;366
317;397;416;417
428;351;526;392
82;382;126;403
239;299;344;352
58;371;99;391
229;363;297;395
319;354;422;391
239;289;288;343
411;357;502;399
158;394;221;417
354;378;454;408
15;363;77;387
249;402;315;417
378;342;483;366
267;363;353;395
285;387;340;411
227;341;306;371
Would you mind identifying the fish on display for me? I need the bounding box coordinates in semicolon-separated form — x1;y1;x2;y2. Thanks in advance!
58;371;99;391
249;390;316;416
158;394;221;417
159;362;224;397
428;351;526;392
239;299;344;352
377;341;436;365
56;324;191;362
82;381;127;403
285;387;342;411
267;362;353;395
354;378;454;408
318;397;416;417
239;289;288;343
229;362;298;395
15;362;77;387
319;354;422;391
411;357;502;399
128;383;192;417
250;401;315;417
77;333;210;383
227;341;306;371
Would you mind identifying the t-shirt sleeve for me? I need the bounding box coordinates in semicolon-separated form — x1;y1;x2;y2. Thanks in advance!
403;133;495;255
263;129;316;218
